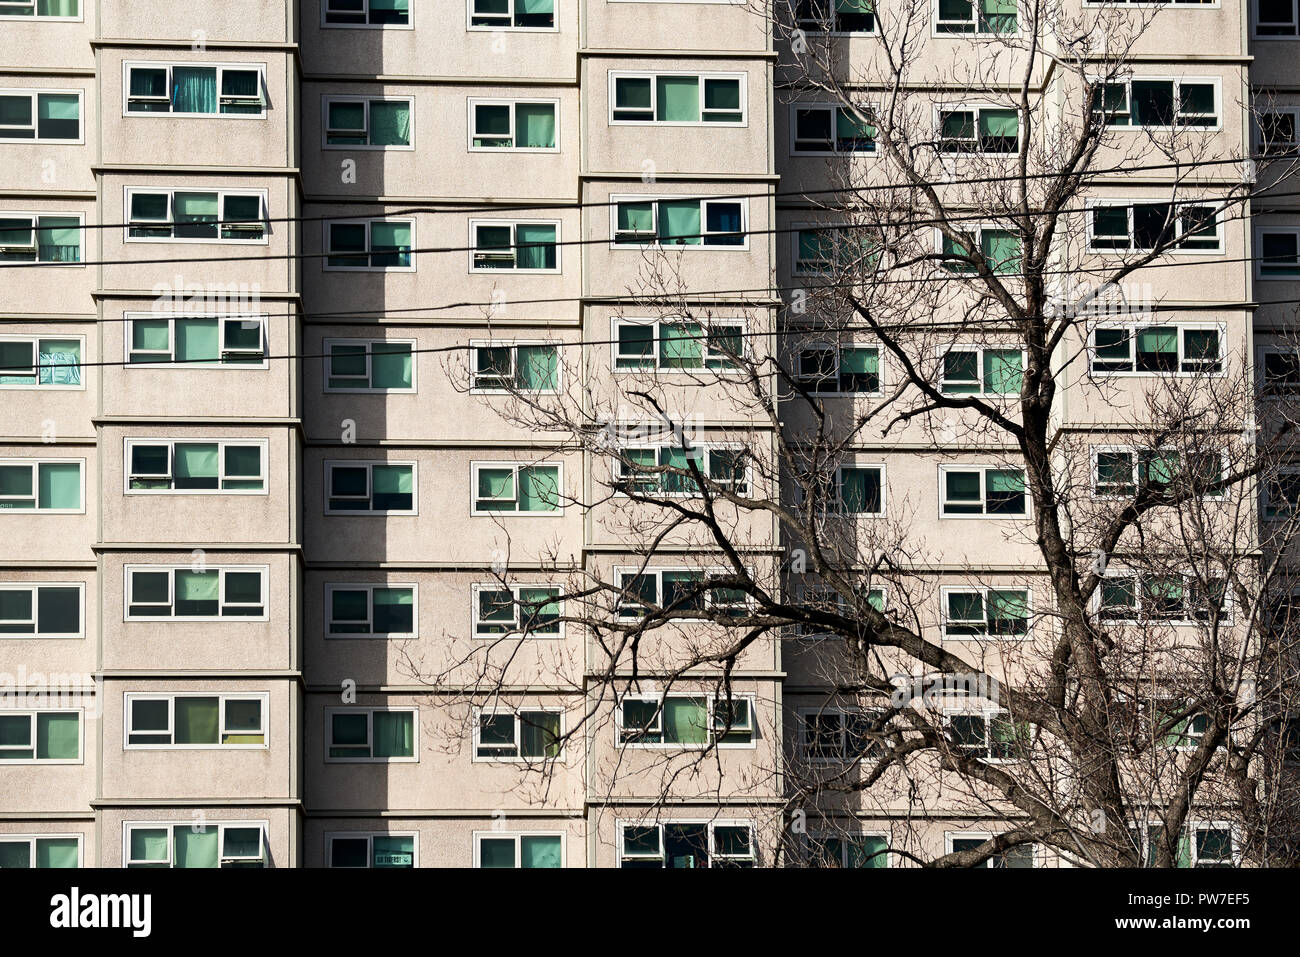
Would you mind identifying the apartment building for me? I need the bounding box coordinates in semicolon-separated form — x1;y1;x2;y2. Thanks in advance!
0;0;1283;868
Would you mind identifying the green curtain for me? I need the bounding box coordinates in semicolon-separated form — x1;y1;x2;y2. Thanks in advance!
477;467;514;507
658;201;701;245
177;570;219;605
175;697;219;745
175;443;219;484
174;827;219;868
519;0;552;12
35;837;78;868
36;462;79;509
37;0;81;15
987;470;1025;493
656;77;700;122
35;217;80;263
979;108;1018;138
664;697;709;745
517;104;555;148
521;835;562;868
660;322;703;369
37;93;79;127
172;67;217;113
372;711;414;758
516;345;558;391
175;318;219;362
983;349;1022;393
850;835;888;868
371;465;413;510
981;230;1021;273
989;589;1028;626
371;342;412;389
131;320;170;359
1138;327;1177;356
981;0;1017;31
836;108;875;144
519;466;560;511
515;224;556;269
370;221;412;267
35;713;78;760
129;829;169;864
837;0;873;9
617;202;654;241
369;101;410;146
39;339;81;385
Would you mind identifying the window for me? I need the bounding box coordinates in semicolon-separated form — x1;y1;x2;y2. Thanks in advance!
126;189;266;243
1088;203;1221;252
325;219;413;270
613;446;749;497
327;708;416;761
791;585;885;639
1142;699;1212;750
324;339;414;392
1091;79;1218;129
470;220;558;271
469;0;554;29
1267;468;1300;517
1132;824;1235;867
470;342;559;392
328;833;416;868
1091;448;1225;499
939;346;1023;394
791;105;876;153
614;568;750;620
798;708;879;762
0;90;80;141
125;823;265;868
793;343;880;393
473;584;561;637
935;0;1017;34
612;197;745;247
0;836;80;869
614;319;743;371
948;833;1035;867
325;0;410;26
475;833;563;868
1258;109;1298;157
325;461;416;514
125;694;266;747
472;463;561;514
125;64;264;117
468;99;556;150
126;314;266;367
803;465;884;514
793;228;880;274
618;694;755;747
0;583;81;637
938;106;1019;153
0;213;81;263
939;227;1021;273
0;710;79;762
795;0;875;32
326;584;416;638
1089;325;1223;374
940;466;1027;516
1261;350;1300;394
474;708;562;760
1257;0;1298;35
946;712;1030;761
619;821;755;867
125;566;266;620
942;587;1030;637
0;459;82;512
808;834;888;868
610;73;745;125
1098;572;1228;623
1258;228;1300;277
125;439;265;493
0;335;82;387
323;97;411;147
0;0;81;18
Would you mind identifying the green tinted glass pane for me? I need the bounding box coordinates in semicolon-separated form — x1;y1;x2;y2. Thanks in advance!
332;712;368;747
0;714;30;748
35;838;78;868
131;319;170;355
223;445;261;481
479;837;516;868
368;101;410;146
987;469;1024;493
475;104;510;136
174;827;219;868
946;471;980;500
477;467;514;506
174;697;219;744
176;318;220;362
658;201;702;245
836;108;874;140
0;589;32;631
660;322;703;368
983;349;1022;393
981;230;1021;273
328;101;365;132
617;202;654;237
615;78;652;111
370;342;412;389
373;587;414;634
35;712;77;759
663;696;709;745
979;108;1018;138
516;345;558;390
521;835;562;868
515;223;556;270
372;465;413;494
519;466;560;511
0;465;32;497
129;829;169;863
372;835;413;868
656;76;700;122
1138;328;1177;353
175;444;218;487
37;463;79;509
372;711;414;758
222;827;262;861
516;103;555;148
223;699;262;734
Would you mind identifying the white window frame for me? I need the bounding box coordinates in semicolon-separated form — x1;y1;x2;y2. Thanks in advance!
610;316;746;373
472;706;565;762
321;95;414;150
797;706;883;763
1086;199;1225;255
945;830;1040;867
1256;226;1300;279
323;460;418;516
791;340;883;394
790;584;886;639
1131;822;1238;866
796;463;886;516
933;102;1022;154
612;566;753;621
806;830;891;867
1089;76;1222;131
325;582;418;639
942;708;1028;764
608;71;748;127
322;338;417;393
936;344;1026;395
0;0;83;19
324;706;419;763
469;461;563;516
123;821;267;867
123;692;268;750
466;97;560;152
1090;445;1228;501
0;581;84;638
0;834;83;867
0;709;81;764
122;437;268;495
931;0;1020;36
615;692;757;750
937;465;1030;518
123;187;268;245
939;585;1033;639
611;444;751;499
468;339;561;394
466;0;558;31
934;223;1022;273
0;211;84;266
1094;568;1232;624
122;62;267;119
788;104;878;155
123;313;268;368
325;831;419;867
323;218;416;272
123;565;269;622
472;831;566;867
608;195;749;250
616;819;756;867
0;458;85;513
0;333;85;390
0;88;83;143
1086;322;1227;377
322;0;415;29
471;582;564;639
468;218;561;273
792;0;878;34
